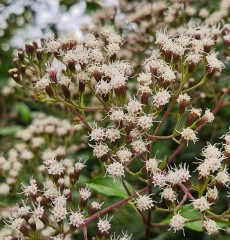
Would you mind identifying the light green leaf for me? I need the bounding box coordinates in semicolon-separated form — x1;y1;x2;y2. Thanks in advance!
87;177;133;198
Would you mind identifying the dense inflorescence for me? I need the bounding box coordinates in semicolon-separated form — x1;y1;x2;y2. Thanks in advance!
1;0;230;239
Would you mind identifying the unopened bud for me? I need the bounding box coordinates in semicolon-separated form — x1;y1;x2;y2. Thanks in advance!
67;60;76;71
13;57;20;67
28;218;36;231
18;50;25;61
177;94;191;114
19;224;29;236
64;189;72;202
61;85;71;99
36;49;43;61
45;85;55;98
57;178;65;191
25;43;35;55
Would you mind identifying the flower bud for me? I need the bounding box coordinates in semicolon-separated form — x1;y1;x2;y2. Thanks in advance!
61;85;71;99
28;218;36;231
45;85;55;98
22;212;30;223
93;69;102;82
177;93;191;114
57;178;65;191
64;189;72;202
36;49;43;61
67;60;76;71
18;49;25;62
19;224;29;236
185;108;202;126
25;43;35;55
13;57;21;67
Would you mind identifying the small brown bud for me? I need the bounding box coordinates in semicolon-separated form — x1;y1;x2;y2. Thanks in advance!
64;189;72;202
36;49;43;61
18;50;25;61
25;43;35;54
61;85;71;99
28;218;36;231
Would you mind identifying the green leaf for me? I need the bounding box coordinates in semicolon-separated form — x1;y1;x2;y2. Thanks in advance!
15;102;32;123
0;126;22;136
87;177;133;198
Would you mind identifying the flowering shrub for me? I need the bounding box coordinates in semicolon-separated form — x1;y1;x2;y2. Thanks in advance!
1;0;230;240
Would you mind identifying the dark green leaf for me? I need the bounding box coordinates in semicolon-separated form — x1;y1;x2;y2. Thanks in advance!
87;177;133;198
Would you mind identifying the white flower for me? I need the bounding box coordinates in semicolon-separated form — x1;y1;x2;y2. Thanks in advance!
106;43;120;56
206;52;224;72
97;215;112;234
177;93;191;104
203;109;215;123
42;36;60;52
137;73;152;86
152;172;168;187
95;80;112;96
155;28;169;46
90;127;106;142
33;203;44;218
137;115;153;130
134;194;154;211
215;168;229;185
161;187;177;202
192;197;211;212
93;144;109;158
189;107;202;117
110;73;127;89
167;171;181;185
177;163;191;182
116;147;132;163
35;76;51;90
84;33;99;48
131;139;147;154
109;108;125;122
206;186;218;201
58;75;71;87
91;201;103;210
106;128;121;142
169;213;187;233
51;204;67;222
201;143;222;159
126;98;142;116
89;48;104;63
107;162;125;179
203;219;220;235
145;158;159;174
21;179;38;196
79;186;91;201
153;90;171;108
47;160;65;176
69;211;85;228
186;52;202;65
181;127;198;144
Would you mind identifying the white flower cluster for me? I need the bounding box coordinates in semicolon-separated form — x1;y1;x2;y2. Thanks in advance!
196;143;227;178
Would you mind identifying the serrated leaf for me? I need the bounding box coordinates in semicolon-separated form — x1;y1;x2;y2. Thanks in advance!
87;177;133;198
